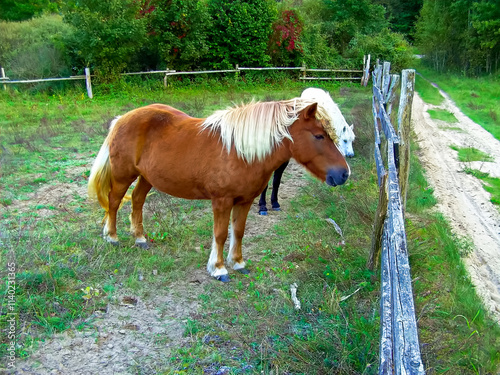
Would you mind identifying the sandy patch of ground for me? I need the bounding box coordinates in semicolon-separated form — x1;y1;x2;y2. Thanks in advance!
412;91;500;323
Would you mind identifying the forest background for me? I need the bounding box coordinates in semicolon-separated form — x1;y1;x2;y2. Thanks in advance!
1;0;499;83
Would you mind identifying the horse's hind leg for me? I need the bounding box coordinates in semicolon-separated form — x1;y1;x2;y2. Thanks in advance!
104;178;134;245
270;161;289;210
227;201;253;274
129;176;152;249
258;185;269;215
208;198;232;282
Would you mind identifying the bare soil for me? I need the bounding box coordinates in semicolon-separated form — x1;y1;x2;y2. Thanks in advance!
412;91;500;323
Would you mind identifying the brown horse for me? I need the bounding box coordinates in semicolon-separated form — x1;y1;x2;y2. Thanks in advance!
88;98;350;282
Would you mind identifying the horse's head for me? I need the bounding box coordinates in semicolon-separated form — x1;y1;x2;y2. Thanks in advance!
338;124;355;158
289;103;350;187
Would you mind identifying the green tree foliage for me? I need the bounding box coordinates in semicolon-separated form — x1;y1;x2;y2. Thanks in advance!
0;0;60;21
0;14;72;79
375;0;423;41
204;0;277;69
348;28;414;72
143;0;210;70
416;0;500;74
321;0;388;54
63;0;146;80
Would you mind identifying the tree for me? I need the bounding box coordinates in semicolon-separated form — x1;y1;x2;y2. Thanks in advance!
204;0;277;69
143;0;210;70
63;0;146;80
0;0;60;21
321;0;388;55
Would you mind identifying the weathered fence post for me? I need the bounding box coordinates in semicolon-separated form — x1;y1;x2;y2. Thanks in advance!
397;69;416;210
1;67;6;91
85;67;93;99
370;62;424;375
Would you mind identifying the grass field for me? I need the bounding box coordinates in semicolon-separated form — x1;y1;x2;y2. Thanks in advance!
415;65;500;141
1;76;499;374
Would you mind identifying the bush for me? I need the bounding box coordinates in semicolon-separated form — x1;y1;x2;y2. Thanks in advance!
144;0;210;70
63;0;146;81
0;15;73;79
204;0;277;69
347;28;415;72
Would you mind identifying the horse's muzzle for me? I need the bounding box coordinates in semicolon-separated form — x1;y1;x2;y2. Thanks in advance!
326;167;349;187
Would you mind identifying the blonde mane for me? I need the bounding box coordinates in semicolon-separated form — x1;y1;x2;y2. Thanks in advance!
200;98;337;162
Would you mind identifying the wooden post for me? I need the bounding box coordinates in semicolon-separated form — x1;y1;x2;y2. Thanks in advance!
85;67;93;99
385;74;400;116
397;69;415;210
1;67;6;91
381;62;391;99
368;173;388;270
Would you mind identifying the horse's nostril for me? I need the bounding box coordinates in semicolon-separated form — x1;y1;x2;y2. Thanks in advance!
326;168;349;186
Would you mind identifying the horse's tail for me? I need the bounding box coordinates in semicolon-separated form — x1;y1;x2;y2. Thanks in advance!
88;117;130;220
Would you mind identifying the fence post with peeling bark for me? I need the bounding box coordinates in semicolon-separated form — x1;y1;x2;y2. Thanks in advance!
368;61;424;375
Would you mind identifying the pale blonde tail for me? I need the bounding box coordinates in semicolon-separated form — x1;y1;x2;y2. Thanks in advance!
88;133;113;214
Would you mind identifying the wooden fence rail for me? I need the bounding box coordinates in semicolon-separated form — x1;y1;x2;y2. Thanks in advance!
0;58;370;98
368;62;424;375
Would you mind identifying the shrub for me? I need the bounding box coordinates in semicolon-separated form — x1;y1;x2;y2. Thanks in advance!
204;0;277;69
0;15;73;79
268;10;304;67
143;0;210;70
63;0;146;81
347;28;415;72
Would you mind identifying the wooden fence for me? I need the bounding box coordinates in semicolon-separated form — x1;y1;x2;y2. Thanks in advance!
0;57;371;98
368;61;425;375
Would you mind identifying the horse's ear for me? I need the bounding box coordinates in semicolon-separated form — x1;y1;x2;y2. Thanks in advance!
350;124;354;130
304;103;318;120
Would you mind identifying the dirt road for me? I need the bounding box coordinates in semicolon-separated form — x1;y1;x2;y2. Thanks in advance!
412;91;500;323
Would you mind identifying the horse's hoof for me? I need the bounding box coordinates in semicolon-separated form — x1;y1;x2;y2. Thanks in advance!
259;210;268;216
215;274;231;283
237;268;250;275
272;207;281;211
136;241;149;249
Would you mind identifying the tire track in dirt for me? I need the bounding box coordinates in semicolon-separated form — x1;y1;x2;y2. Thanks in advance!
412;91;500;323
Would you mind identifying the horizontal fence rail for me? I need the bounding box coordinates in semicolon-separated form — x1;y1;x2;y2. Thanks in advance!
0;57;371;98
369;62;424;375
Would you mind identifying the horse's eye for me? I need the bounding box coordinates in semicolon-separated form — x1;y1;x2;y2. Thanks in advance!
314;134;325;140
344;140;348;143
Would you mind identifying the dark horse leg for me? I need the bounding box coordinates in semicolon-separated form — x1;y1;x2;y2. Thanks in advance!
258;161;289;215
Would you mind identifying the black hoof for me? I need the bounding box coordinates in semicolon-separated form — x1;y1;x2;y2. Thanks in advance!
259;210;268;216
108;241;119;247
136;241;149;249
215;274;231;283
272;207;281;212
237;268;250;275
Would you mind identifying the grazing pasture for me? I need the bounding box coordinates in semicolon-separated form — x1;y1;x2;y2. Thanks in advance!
1;79;499;374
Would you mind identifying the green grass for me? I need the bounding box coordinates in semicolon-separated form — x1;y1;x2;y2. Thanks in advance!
415;73;444;106
450;145;493;163
464;169;500;206
416;64;500;141
428;108;458;123
1;78;499;374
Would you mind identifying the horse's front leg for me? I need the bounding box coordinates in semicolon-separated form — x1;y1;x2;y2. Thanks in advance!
227;201;253;274
208;198;233;282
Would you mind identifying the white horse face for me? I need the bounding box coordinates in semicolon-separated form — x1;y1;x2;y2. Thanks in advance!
338;124;355;157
